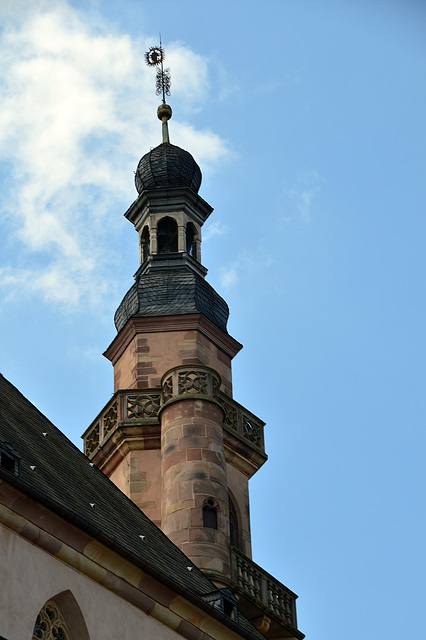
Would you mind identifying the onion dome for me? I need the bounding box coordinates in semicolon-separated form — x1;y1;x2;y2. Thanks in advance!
135;102;202;194
135;142;202;194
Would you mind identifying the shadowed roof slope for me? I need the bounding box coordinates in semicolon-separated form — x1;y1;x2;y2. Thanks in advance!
114;263;229;332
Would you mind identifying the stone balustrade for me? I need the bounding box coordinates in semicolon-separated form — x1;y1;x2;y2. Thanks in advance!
83;390;161;457
83;370;265;458
216;391;265;454
161;364;221;404
230;547;298;630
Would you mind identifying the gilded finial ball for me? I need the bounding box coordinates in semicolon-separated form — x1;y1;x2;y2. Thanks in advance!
157;103;172;122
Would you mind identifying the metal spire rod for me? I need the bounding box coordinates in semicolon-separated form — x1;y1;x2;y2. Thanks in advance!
145;38;171;104
145;38;172;143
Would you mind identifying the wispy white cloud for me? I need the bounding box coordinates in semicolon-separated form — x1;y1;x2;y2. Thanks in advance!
66;344;105;364
202;220;228;242
282;170;325;222
166;44;210;109
219;245;273;289
171;122;228;173
220;264;239;288
0;1;228;311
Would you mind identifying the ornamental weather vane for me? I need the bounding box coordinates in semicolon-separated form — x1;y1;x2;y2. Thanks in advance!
145;40;171;104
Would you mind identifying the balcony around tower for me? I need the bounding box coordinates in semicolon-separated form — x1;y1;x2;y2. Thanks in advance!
82;385;266;473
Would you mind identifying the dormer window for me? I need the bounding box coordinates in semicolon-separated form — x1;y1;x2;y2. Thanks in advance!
0;442;20;477
157;217;178;254
202;588;239;622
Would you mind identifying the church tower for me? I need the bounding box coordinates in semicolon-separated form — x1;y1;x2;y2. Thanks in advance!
83;45;303;639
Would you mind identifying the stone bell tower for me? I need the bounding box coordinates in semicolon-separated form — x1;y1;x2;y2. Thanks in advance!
83;46;303;639
83;101;266;579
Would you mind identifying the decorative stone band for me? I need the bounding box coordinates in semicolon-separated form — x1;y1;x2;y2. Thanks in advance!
160;364;222;410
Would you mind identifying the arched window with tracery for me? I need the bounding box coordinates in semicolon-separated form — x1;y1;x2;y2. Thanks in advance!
32;601;70;640
157;217;178;254
31;592;90;640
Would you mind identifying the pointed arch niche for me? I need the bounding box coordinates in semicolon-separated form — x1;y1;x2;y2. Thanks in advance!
32;591;90;640
228;493;241;551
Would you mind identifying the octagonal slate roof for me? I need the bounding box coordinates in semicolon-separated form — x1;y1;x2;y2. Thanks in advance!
114;266;229;333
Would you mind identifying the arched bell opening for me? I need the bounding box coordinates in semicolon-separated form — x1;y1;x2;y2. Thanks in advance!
157;217;178;254
140;225;150;263
186;222;197;259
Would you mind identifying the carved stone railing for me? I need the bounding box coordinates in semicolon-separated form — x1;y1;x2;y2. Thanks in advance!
83;371;265;459
216;391;265;455
83;389;161;457
230;548;298;630
161;365;221;404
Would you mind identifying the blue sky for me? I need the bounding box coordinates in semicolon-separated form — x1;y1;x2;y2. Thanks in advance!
0;1;425;638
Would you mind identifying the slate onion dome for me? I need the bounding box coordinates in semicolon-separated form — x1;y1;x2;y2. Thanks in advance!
135;103;202;194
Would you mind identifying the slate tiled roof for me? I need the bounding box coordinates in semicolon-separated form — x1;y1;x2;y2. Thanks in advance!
0;374;264;640
114;266;229;333
135;143;202;194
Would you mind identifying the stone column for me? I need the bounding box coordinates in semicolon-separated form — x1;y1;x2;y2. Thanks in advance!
160;365;231;580
178;224;185;252
195;238;201;263
149;220;158;254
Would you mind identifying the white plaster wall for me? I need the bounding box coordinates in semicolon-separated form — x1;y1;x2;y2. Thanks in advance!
0;524;181;640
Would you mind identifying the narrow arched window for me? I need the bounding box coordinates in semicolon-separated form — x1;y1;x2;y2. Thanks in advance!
203;498;218;529
157;217;178;254
229;496;240;549
141;226;150;262
186;223;197;258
